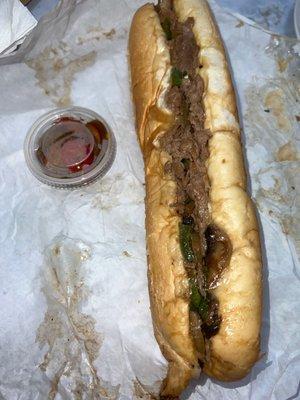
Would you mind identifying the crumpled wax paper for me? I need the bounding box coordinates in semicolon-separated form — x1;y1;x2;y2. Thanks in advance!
0;1;299;399
0;0;37;55
216;0;296;38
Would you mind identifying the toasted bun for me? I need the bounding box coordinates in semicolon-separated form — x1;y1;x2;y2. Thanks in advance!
129;0;262;396
130;5;200;396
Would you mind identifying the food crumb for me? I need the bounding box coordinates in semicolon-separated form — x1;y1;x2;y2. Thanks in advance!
123;250;131;257
277;57;289;73
103;28;116;38
235;20;244;28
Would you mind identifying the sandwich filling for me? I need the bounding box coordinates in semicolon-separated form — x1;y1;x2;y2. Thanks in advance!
156;0;232;361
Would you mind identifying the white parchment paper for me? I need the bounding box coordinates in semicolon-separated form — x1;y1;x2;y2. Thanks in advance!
0;1;299;399
0;0;37;55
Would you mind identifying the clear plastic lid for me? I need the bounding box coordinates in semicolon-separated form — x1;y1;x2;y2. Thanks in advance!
24;107;116;188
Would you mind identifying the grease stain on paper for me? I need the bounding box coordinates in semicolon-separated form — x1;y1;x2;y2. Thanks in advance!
265;35;298;73
264;89;292;131
91;172;144;211
26;42;96;107
77;27;116;45
254;166;299;249
245;74;299;252
245;76;299;148
36;236;120;399
276;142;300;162
258;5;283;30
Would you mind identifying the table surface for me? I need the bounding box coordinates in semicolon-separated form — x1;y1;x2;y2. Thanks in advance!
27;0;297;38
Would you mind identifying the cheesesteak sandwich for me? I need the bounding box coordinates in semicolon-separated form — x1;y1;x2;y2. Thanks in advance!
129;0;262;397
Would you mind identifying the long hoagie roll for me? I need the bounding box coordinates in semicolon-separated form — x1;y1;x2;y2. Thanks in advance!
129;0;262;397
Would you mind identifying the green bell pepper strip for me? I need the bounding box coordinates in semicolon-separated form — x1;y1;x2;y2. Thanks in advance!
179;222;195;262
171;67;184;87
190;283;208;320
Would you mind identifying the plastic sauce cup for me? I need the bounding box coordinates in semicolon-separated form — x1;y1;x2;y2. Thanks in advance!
24;107;116;188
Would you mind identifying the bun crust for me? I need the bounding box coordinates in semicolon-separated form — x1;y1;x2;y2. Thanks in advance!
129;0;262;394
129;5;200;396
